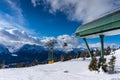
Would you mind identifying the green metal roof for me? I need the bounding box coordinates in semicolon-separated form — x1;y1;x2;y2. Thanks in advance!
75;9;120;38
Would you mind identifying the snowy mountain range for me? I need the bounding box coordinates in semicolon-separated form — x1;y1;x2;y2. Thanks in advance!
0;43;84;66
0;28;84;65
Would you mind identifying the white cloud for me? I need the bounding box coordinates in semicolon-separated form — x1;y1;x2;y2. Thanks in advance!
31;0;120;23
0;28;119;53
0;0;33;34
41;37;56;44
57;34;80;48
6;0;24;25
0;28;41;52
0;20;14;29
0;28;81;52
31;0;45;7
40;35;80;52
31;0;39;7
57;35;80;52
0;13;18;29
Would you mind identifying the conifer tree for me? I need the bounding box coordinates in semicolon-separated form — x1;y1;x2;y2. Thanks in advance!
89;58;99;72
108;56;116;74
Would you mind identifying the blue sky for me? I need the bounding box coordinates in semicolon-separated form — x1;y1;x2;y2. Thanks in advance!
20;0;81;37
0;0;120;46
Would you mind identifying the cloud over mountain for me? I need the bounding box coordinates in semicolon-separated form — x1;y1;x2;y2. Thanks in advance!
41;35;80;52
0;28;41;52
0;28;119;53
0;28;80;52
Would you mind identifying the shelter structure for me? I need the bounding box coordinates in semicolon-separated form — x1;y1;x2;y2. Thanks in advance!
75;9;120;59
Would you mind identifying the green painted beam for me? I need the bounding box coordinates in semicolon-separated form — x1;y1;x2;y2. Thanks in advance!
83;38;93;59
75;10;120;38
100;35;104;59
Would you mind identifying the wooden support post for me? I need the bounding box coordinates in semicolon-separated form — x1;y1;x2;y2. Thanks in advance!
100;35;104;59
83;38;93;59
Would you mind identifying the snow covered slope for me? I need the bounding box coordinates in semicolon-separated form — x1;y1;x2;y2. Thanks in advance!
0;49;120;80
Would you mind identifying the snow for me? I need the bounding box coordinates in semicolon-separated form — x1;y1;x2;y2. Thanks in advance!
11;54;18;57
0;49;120;80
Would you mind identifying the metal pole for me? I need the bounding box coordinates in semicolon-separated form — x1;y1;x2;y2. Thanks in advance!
48;48;54;64
83;38;93;59
50;48;53;60
100;35;104;59
48;48;51;61
51;48;53;61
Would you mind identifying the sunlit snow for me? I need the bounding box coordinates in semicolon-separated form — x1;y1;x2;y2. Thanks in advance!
0;49;120;80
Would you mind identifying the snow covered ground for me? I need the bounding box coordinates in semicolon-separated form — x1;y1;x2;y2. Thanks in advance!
0;49;120;80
